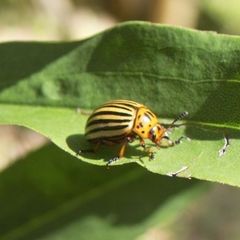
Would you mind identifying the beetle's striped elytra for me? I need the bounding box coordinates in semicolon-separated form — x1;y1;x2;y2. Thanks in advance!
81;99;188;165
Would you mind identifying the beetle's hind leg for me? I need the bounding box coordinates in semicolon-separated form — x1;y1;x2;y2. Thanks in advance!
107;139;129;166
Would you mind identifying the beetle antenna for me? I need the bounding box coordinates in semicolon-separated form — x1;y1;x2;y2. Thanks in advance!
167;111;188;130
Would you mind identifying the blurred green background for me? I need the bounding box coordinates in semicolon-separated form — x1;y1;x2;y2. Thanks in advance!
1;1;240;239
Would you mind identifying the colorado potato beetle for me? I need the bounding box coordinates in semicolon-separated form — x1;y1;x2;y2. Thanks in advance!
80;99;188;165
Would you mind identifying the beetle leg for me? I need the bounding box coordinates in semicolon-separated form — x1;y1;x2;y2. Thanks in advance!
174;136;189;145
139;139;155;160
139;138;146;149
107;156;120;166
127;135;135;143
107;140;128;166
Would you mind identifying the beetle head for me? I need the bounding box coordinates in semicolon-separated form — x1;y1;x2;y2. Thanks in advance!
148;123;167;144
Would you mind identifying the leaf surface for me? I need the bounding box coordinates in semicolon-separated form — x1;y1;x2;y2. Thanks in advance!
0;22;240;186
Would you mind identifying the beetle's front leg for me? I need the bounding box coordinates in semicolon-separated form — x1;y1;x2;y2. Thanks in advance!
174;136;186;145
139;139;155;160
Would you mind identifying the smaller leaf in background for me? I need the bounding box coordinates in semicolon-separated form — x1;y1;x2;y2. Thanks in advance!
0;144;207;240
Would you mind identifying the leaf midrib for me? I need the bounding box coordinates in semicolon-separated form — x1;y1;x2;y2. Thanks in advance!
70;71;240;83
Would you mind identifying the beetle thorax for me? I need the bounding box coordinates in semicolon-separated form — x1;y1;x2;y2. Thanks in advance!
133;107;159;139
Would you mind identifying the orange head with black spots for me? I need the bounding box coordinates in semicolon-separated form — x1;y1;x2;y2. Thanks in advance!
133;107;167;144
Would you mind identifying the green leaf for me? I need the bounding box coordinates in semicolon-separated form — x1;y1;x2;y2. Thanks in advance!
0;21;240;186
0;144;206;240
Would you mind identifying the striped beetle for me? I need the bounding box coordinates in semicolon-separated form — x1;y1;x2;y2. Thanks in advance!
80;99;188;165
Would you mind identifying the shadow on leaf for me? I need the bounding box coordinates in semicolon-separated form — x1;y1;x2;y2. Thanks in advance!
66;134;146;164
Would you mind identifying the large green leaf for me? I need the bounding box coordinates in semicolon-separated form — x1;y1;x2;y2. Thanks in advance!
0;144;205;240
0;21;240;186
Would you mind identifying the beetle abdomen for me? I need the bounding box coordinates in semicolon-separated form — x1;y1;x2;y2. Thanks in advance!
85;100;142;142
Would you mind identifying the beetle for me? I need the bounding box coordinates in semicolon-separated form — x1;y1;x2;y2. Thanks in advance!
80;99;188;165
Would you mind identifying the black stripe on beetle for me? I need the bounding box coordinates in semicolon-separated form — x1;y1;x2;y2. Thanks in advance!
146;110;155;118
86;124;129;134
97;104;133;112
87;111;132;121
87;118;131;127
